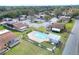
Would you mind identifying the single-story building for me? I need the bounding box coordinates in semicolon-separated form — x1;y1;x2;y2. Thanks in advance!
27;31;61;43
27;15;32;20
0;18;12;25
5;22;28;31
48;33;61;44
19;15;27;21
33;18;45;23
49;17;59;24
0;29;20;54
58;16;71;23
1;18;18;25
2;18;12;21
48;23;65;32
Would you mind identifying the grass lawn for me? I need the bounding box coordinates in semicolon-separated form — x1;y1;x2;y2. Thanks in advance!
5;27;52;55
41;42;54;49
0;25;6;30
35;21;43;24
37;26;47;33
11;30;21;36
5;39;52;55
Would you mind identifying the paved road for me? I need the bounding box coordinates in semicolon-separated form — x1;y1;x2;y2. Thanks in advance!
63;20;79;55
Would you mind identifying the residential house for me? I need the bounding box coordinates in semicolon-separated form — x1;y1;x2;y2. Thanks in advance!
0;18;12;25
5;22;28;32
49;17;59;24
2;18;12;21
48;23;65;32
58;16;71;23
19;15;27;21
27;15;32;20
0;30;20;54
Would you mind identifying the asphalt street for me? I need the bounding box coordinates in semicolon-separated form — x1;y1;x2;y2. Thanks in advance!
63;20;79;55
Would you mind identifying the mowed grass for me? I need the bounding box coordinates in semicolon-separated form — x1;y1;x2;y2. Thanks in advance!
11;30;21;36
5;40;52;55
0;25;6;30
5;28;52;55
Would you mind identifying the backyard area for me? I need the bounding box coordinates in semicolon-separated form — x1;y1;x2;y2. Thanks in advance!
5;39;52;55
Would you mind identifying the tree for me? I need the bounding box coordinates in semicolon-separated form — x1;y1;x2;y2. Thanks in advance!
44;15;52;21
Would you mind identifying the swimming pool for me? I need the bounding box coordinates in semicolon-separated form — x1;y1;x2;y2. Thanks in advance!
34;32;48;39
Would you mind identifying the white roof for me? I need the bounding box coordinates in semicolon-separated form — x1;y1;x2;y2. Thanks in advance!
49;17;59;23
52;28;61;32
20;26;26;29
59;16;71;19
3;18;12;21
48;33;61;43
6;19;17;24
20;15;26;17
0;29;10;35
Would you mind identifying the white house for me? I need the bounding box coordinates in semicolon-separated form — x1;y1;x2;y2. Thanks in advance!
49;17;59;24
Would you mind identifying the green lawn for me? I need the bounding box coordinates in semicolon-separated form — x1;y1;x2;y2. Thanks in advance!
0;25;6;30
35;21;43;24
11;30;21;36
5;28;52;55
5;40;52;55
37;26;47;33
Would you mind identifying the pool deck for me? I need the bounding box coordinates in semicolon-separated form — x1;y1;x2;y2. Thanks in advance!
27;31;49;43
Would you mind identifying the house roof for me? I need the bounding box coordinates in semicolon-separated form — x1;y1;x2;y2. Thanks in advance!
59;16;71;20
12;22;27;30
48;33;61;43
19;15;26;17
0;30;16;50
2;18;12;21
50;23;65;30
49;17;59;23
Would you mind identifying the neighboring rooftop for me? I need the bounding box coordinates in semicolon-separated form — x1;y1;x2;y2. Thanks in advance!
0;29;16;50
51;23;65;30
49;17;59;23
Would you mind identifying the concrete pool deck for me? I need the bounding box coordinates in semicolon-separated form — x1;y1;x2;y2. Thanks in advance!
27;31;61;43
27;31;49;43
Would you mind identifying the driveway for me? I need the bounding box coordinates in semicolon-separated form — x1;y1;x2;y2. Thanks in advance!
62;20;79;55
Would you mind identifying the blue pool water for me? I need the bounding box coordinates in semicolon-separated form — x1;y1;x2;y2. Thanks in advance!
35;32;48;39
